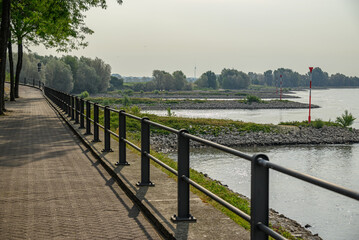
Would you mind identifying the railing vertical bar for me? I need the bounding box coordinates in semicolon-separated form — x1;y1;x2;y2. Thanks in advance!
171;129;196;222
79;98;85;129
85;101;92;135
116;110;129;165
137;118;154;186
251;154;270;239
102;106;112;152
93;103;100;142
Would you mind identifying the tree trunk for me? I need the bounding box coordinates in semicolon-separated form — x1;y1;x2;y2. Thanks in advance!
8;34;15;101
14;42;23;98
0;0;11;114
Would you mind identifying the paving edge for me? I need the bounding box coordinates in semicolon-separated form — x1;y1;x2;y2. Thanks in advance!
43;92;174;240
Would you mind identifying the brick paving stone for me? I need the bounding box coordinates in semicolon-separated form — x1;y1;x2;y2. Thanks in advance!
0;86;161;239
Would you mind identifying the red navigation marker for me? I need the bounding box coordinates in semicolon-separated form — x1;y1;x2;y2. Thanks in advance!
308;67;313;123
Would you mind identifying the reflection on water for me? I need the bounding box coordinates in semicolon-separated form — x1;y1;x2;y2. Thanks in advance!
169;144;359;240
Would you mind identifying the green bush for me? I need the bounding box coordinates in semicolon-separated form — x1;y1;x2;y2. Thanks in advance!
312;118;324;128
79;91;89;99
245;95;262;104
124;89;134;96
336;110;356;128
122;95;132;107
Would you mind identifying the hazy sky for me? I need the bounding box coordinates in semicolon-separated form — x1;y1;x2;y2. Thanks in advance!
31;0;359;77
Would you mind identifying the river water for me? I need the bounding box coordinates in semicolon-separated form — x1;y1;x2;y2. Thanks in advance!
148;89;359;240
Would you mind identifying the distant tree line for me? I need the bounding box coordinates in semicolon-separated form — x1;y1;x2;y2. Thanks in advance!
7;53;112;94
130;70;192;92
194;67;359;90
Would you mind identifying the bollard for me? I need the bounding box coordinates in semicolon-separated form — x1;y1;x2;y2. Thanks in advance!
85;101;92;135
24;77;27;85
137;118;154;186
116;110;129;165
251;154;270;240
79;98;85;129
33;79;35;86
102;106;112;152
93;104;100;142
171;129;196;222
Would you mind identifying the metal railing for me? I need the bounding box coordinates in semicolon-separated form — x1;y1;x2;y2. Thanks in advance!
19;77;44;89
43;86;359;240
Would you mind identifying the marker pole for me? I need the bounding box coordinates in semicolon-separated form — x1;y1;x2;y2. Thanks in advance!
308;67;313;123
280;75;283;100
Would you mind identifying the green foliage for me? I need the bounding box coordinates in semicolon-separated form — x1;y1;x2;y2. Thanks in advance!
124;89;134;96
312;118;324;129
45;59;73;93
219;68;250;89
79;91;89;99
153;90;160;95
167;107;174;117
244;95;262;104
336;110;356;128
279;120;339;128
196;71;217;89
110;76;124;90
122;95;132;107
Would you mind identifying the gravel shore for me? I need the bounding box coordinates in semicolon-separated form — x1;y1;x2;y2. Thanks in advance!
138;99;319;110
150;125;359;153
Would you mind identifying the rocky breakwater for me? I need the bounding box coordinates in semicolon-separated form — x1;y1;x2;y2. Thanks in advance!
140;100;319;110
151;126;359;152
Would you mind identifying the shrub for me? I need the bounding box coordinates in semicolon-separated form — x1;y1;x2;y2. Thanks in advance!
124;89;134;96
245;95;262;104
336;110;356;128
312;118;324;128
79;91;89;99
122;95;132;107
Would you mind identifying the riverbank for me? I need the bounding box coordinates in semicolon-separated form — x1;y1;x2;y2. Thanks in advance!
150;125;359;153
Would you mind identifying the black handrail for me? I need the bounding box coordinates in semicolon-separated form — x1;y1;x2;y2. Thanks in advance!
42;85;359;240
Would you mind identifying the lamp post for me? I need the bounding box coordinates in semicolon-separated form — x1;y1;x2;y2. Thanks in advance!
308;67;313;123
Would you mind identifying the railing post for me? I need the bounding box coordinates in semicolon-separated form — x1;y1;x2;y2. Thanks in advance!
93;104;100;142
24;77;27;85
102;106;112;152
79;98;85;129
85;101;92;135
251;154;270;240
171;129;196;222
38;80;41;89
71;96;75;120
33;78;35;86
67;94;71;117
137;117;154;186
75;97;79;124
116;110;129;165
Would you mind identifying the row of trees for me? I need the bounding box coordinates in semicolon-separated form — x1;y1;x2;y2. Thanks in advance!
9;53;111;93
130;70;192;92
195;67;359;90
259;68;359;88
0;0;122;115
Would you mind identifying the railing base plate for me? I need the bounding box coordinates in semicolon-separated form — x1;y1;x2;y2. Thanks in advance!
171;215;197;222
136;182;155;187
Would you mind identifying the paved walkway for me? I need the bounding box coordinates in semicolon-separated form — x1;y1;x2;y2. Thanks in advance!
0;86;161;239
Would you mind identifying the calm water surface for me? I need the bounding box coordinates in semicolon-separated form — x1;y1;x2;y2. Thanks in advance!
152;89;359;240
